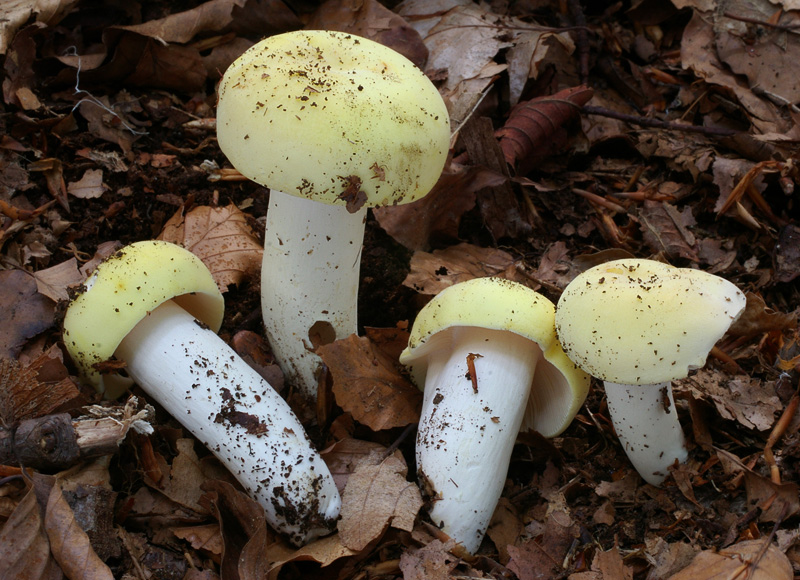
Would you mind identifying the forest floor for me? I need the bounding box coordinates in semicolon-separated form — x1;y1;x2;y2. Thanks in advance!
1;0;800;579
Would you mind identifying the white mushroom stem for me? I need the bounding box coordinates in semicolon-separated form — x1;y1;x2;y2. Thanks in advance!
416;327;540;554
261;190;365;400
114;299;341;546
603;381;688;486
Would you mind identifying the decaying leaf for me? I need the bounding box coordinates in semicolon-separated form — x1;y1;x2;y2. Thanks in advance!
338;450;423;552
667;539;792;580
638;201;699;262
45;478;115;580
67;168;106;200
679;369;782;432
715;448;800;522
728;292;797;339
319;334;421;431
33;257;83;302
507;505;578;580
402;243;516;295
265;533;355;572
158;203;262;292
398;539;460;580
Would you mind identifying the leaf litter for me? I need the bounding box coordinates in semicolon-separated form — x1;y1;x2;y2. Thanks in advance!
1;0;800;578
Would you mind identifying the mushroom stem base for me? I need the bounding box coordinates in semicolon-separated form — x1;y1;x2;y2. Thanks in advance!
417;327;540;554
115;300;341;545
604;381;688;486
261;190;365;400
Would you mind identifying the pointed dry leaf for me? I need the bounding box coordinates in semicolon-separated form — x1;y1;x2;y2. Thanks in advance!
638;201;699;261
319;334;421;431
323;437;394;495
678;369;782;432
156;438;210;514
667;539;792;580
0;269;55;359
728;292;797;339
67;168;105;199
398;539;460;580
158;203;262;292
403;243;516;295
33;257;83;302
0;476;62;580
172;524;223;558
45;478;114;580
338;451;423;552
265;533;355;572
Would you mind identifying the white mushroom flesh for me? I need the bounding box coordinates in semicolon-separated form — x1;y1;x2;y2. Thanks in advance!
115;300;341;546
416;326;541;554
603;380;688;486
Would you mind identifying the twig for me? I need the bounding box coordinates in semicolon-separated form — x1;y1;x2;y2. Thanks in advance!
567;0;590;85
582;105;738;136
763;379;800;484
723;11;800;31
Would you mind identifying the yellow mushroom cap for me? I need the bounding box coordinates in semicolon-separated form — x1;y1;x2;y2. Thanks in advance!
62;241;224;398
399;277;590;437
216;30;451;208
555;259;746;385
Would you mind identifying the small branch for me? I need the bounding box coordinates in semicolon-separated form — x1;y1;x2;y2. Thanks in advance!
0;397;153;472
582;105;738;136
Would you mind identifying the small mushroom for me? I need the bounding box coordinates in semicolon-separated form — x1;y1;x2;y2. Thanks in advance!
399;277;590;554
555;258;746;486
62;241;340;546
216;30;451;400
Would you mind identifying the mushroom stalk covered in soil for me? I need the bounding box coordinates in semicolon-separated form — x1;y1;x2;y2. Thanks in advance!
62;241;340;546
216;30;451;400
399;277;590;554
555;258;746;486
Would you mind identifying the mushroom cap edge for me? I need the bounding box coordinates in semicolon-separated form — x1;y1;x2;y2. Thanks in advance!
399;276;591;437
62;240;225;398
555;258;746;385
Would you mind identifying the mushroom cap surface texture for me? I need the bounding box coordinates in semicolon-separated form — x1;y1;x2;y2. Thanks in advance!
555;258;746;385
216;30;451;208
399;277;590;437
62;240;224;398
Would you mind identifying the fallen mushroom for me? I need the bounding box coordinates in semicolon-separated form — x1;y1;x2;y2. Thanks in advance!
399;277;590;554
555;258;746;486
216;30;451;400
62;240;341;546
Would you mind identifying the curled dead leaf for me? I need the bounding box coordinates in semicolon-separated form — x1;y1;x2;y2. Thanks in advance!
667;539;792;580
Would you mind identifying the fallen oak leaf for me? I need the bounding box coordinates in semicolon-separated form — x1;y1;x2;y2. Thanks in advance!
159;203;262;292
667;539;792;580
338;449;423;552
319;334;421;431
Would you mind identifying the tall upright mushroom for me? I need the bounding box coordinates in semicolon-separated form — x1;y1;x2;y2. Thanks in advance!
555;258;746;486
62;241;341;545
399;277;590;554
216;30;451;400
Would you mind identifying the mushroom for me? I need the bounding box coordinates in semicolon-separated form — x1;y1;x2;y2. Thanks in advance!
62;240;341;546
398;277;590;554
555;258;746;486
216;30;451;400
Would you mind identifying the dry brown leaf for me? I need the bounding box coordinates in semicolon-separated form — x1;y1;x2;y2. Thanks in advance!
67;168;105;200
398;539;460;580
728;292;797;339
33;257;83;302
338;450;423;552
0;343;83;424
153;438;210;514
667;539;792;580
319;334;421;431
373;164;498;252
306;0;428;68
0;474;62;580
171;524;223;559
678;369;782;432
323;437;393;495
159;203;262;292
486;498;523;564
774;224;800;283
403;243;516;295
638;201;699;262
45;478;114;580
265;533;355;572
593;546;633;580
715;448;800;522
507;507;578;580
